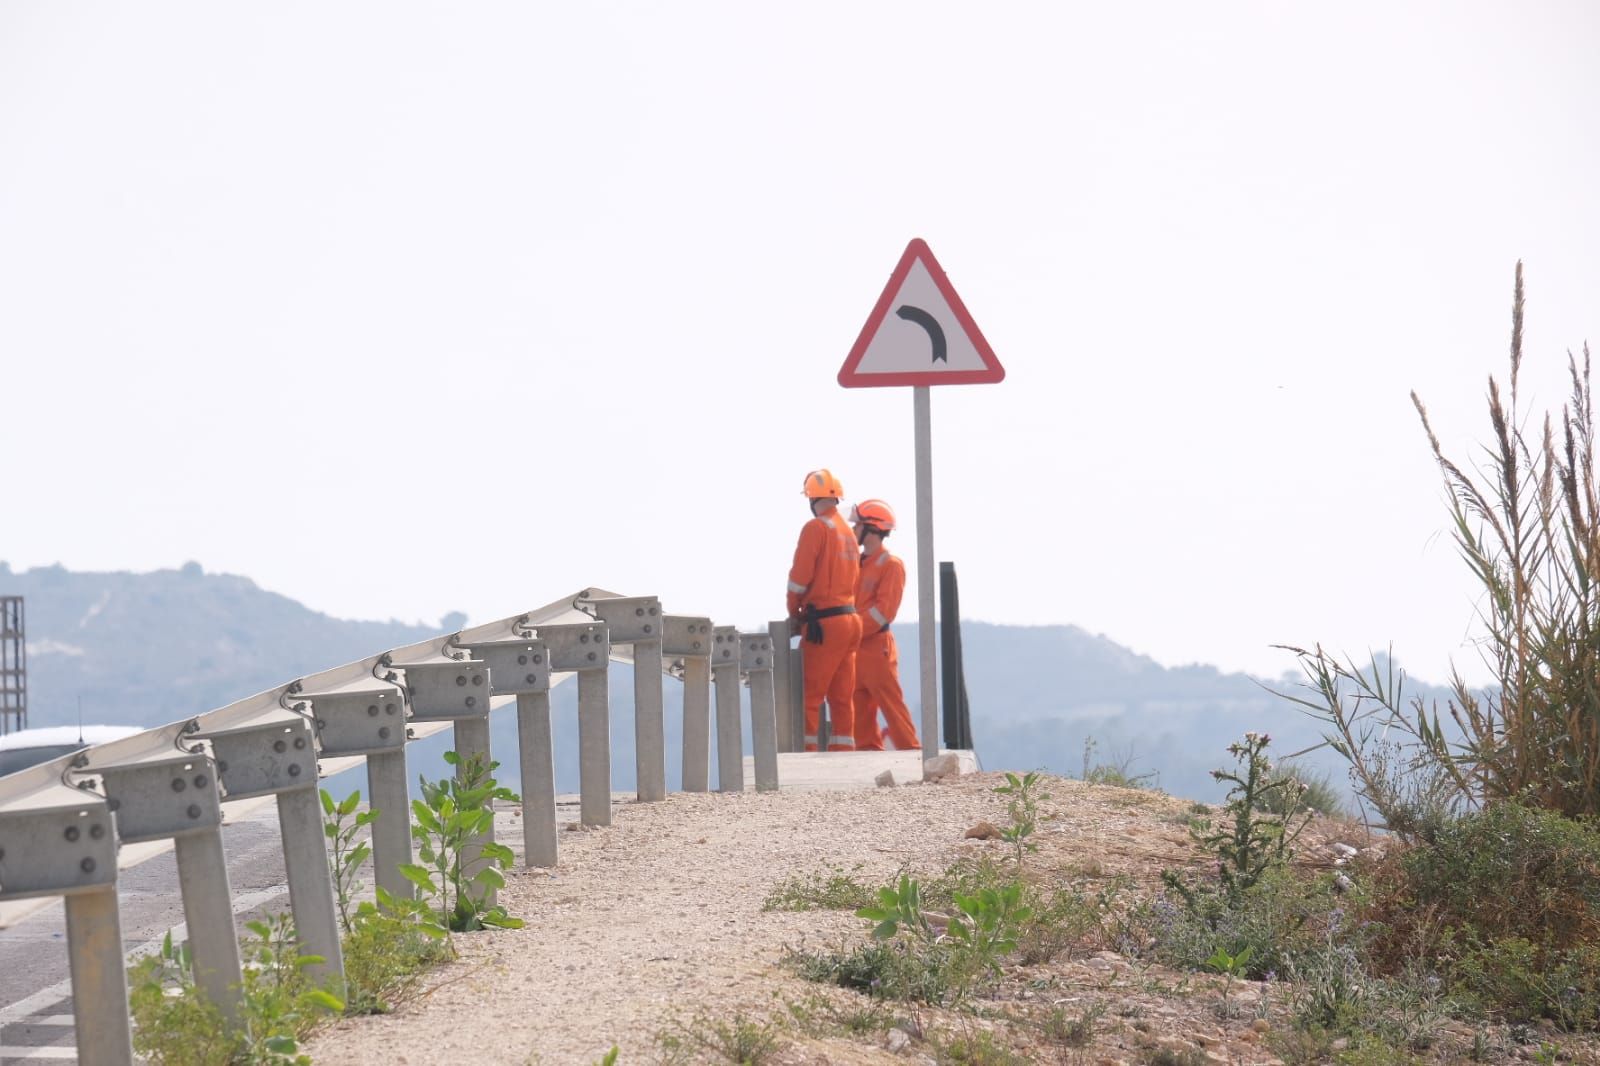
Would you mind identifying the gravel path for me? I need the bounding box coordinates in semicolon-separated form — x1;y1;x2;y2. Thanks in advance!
305;775;1013;1065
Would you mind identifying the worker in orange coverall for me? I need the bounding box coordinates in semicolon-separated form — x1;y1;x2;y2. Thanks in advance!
787;468;862;751
849;499;921;751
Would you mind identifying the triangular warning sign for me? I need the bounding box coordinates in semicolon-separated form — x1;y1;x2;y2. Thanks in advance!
839;238;1005;388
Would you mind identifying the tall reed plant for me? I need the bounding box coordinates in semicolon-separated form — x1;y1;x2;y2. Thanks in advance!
1281;263;1600;829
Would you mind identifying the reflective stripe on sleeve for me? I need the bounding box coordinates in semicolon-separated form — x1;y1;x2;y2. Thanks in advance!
787;580;807;594
868;606;889;627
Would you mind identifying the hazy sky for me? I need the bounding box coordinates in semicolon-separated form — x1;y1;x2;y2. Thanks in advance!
3;2;1597;686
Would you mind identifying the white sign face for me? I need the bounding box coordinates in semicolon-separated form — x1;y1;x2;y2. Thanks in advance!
839;238;1004;388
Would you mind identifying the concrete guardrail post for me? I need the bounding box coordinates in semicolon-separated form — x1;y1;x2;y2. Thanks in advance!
0;754;132;1066
402;658;496;904
302;678;412;901
541;621;612;826
199;707;343;985
767;620;796;752
663;615;714;793
711;626;744;793
580;594;666;803
459;634;557;868
740;632;780;792
89;723;243;1021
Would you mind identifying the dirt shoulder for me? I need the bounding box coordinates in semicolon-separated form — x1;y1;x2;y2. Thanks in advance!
300;772;1549;1065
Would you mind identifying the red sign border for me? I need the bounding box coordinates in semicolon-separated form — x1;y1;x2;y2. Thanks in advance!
838;238;1005;388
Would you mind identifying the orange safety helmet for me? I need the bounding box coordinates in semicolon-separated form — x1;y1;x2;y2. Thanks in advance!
851;499;896;532
801;468;844;499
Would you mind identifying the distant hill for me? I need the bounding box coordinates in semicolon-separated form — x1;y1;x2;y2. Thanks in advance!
0;563;1458;806
0;561;454;727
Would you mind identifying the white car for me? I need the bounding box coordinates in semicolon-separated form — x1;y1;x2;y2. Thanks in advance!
0;725;143;777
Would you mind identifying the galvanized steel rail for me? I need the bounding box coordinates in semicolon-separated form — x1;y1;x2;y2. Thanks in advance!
0;587;792;1065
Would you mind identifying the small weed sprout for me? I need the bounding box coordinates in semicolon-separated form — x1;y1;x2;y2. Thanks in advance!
991;771;1048;866
320;787;377;936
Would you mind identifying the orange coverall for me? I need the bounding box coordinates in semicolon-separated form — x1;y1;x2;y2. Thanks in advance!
787;509;862;751
852;545;920;751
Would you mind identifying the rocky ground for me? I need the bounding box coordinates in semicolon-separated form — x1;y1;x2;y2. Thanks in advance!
302;771;1600;1066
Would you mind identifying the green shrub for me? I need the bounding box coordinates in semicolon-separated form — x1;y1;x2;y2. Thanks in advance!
1080;736;1158;790
1015;879;1120;964
128;935;237;1066
1157;733;1318;975
786;938;959;1004
1143;865;1334;981
340;886;452;1015
1361;801;1600;1028
934;1027;1029;1065
655;1010;783;1065
761;867;875;912
320;787;377;936
129;917;343;1066
1041;1001;1105;1047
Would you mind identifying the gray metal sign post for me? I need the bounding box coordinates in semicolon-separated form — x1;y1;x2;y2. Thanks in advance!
912;385;939;763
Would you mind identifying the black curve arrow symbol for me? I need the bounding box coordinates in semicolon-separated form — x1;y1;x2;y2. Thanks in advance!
895;304;947;363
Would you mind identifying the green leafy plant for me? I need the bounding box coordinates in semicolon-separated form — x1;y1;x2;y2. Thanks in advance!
858;874;935;942
399;750;524;939
991;771;1049;866
237;914;345;1063
321;787;378;936
946;882;1032;974
1204;944;1254;1016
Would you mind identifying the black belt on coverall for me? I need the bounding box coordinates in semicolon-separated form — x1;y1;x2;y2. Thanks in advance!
802;604;856;645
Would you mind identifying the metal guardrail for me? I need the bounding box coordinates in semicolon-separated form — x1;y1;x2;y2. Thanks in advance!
0;587;788;1066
